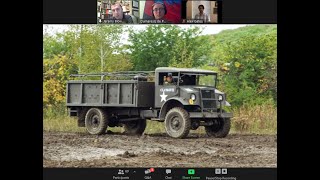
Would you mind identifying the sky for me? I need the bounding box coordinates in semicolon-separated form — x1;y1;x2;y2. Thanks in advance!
43;24;248;44
44;24;247;36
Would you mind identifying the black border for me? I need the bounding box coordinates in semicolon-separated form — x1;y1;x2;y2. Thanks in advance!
43;0;97;24
14;0;42;180
222;0;276;23
41;0;284;180
218;0;222;23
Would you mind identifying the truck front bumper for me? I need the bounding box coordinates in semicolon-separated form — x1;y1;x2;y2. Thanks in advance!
189;112;233;119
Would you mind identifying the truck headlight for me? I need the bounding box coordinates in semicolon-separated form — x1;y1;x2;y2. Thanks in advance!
218;94;223;101
190;94;196;100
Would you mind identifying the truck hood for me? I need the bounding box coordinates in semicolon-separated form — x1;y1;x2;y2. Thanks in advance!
180;86;224;94
180;86;230;106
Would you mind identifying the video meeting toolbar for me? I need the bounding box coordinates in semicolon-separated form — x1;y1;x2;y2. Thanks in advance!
44;168;277;180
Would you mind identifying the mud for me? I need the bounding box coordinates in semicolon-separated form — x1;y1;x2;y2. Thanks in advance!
43;132;277;167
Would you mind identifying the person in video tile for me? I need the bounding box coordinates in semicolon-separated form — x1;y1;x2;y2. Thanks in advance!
143;0;181;24
194;4;210;23
152;2;167;20
111;3;133;23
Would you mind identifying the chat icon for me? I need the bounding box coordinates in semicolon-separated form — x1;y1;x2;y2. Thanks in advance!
166;169;171;174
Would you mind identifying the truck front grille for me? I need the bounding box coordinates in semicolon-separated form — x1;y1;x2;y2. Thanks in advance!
201;89;214;98
201;89;217;110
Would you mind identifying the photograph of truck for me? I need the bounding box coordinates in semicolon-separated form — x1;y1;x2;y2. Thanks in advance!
67;67;232;138
43;24;277;168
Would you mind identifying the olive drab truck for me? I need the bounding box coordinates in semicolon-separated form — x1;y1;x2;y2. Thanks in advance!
66;67;233;138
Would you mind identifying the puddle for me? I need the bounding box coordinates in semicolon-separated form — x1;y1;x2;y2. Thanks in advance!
45;144;126;161
44;144;218;161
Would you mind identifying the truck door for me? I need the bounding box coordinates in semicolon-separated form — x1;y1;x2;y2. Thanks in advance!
154;72;179;108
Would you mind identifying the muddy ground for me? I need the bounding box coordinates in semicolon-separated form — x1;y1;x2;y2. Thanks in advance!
43;131;277;168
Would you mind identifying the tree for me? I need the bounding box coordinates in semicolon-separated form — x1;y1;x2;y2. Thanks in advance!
43;55;77;107
43;25;132;107
43;34;68;59
128;25;180;70
169;28;212;68
128;25;211;70
209;25;277;106
73;25;128;73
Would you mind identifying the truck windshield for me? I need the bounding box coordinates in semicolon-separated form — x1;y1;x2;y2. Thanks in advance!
180;73;217;87
198;74;217;87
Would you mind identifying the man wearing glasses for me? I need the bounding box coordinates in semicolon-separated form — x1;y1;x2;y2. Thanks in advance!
152;2;168;21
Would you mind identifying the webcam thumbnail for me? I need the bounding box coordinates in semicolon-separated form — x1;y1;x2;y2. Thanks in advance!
97;0;140;24
183;0;218;23
140;0;182;24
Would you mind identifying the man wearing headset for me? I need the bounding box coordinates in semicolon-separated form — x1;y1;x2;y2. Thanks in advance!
152;2;169;22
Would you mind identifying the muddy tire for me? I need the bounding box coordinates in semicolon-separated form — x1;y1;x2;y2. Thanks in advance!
205;118;231;138
164;107;191;138
123;119;147;135
85;108;108;135
77;108;88;127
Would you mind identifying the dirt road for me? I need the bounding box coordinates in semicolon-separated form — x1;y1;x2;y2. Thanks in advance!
43;131;277;168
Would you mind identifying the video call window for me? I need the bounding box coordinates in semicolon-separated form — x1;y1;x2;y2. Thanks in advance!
184;0;218;24
139;0;182;24
97;0;140;24
97;0;219;24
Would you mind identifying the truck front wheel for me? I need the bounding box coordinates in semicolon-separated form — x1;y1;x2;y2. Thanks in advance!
123;119;147;135
164;107;191;139
85;108;108;135
205;118;231;138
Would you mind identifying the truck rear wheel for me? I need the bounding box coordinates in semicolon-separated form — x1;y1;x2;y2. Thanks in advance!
123;119;147;135
77;108;88;127
205;118;231;138
164;107;191;139
85;108;108;135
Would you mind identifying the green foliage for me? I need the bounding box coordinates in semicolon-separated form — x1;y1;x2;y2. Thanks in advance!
43;55;77;107
213;25;277;44
43;25;133;107
68;25;130;73
170;27;212;68
209;25;277;107
128;25;180;70
43;24;277;109
43;103;67;119
43;35;68;59
128;25;211;70
231;102;277;134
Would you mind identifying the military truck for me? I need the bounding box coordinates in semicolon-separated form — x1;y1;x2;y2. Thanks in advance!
66;67;233;138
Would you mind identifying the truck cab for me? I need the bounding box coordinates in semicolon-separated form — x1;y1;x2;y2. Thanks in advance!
153;67;233;138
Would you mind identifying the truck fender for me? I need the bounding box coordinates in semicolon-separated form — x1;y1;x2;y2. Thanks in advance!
225;101;231;106
159;97;185;120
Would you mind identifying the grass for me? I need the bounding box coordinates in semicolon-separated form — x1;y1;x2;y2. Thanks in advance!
43;104;277;135
43;116;164;134
231;104;277;134
43;116;86;133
